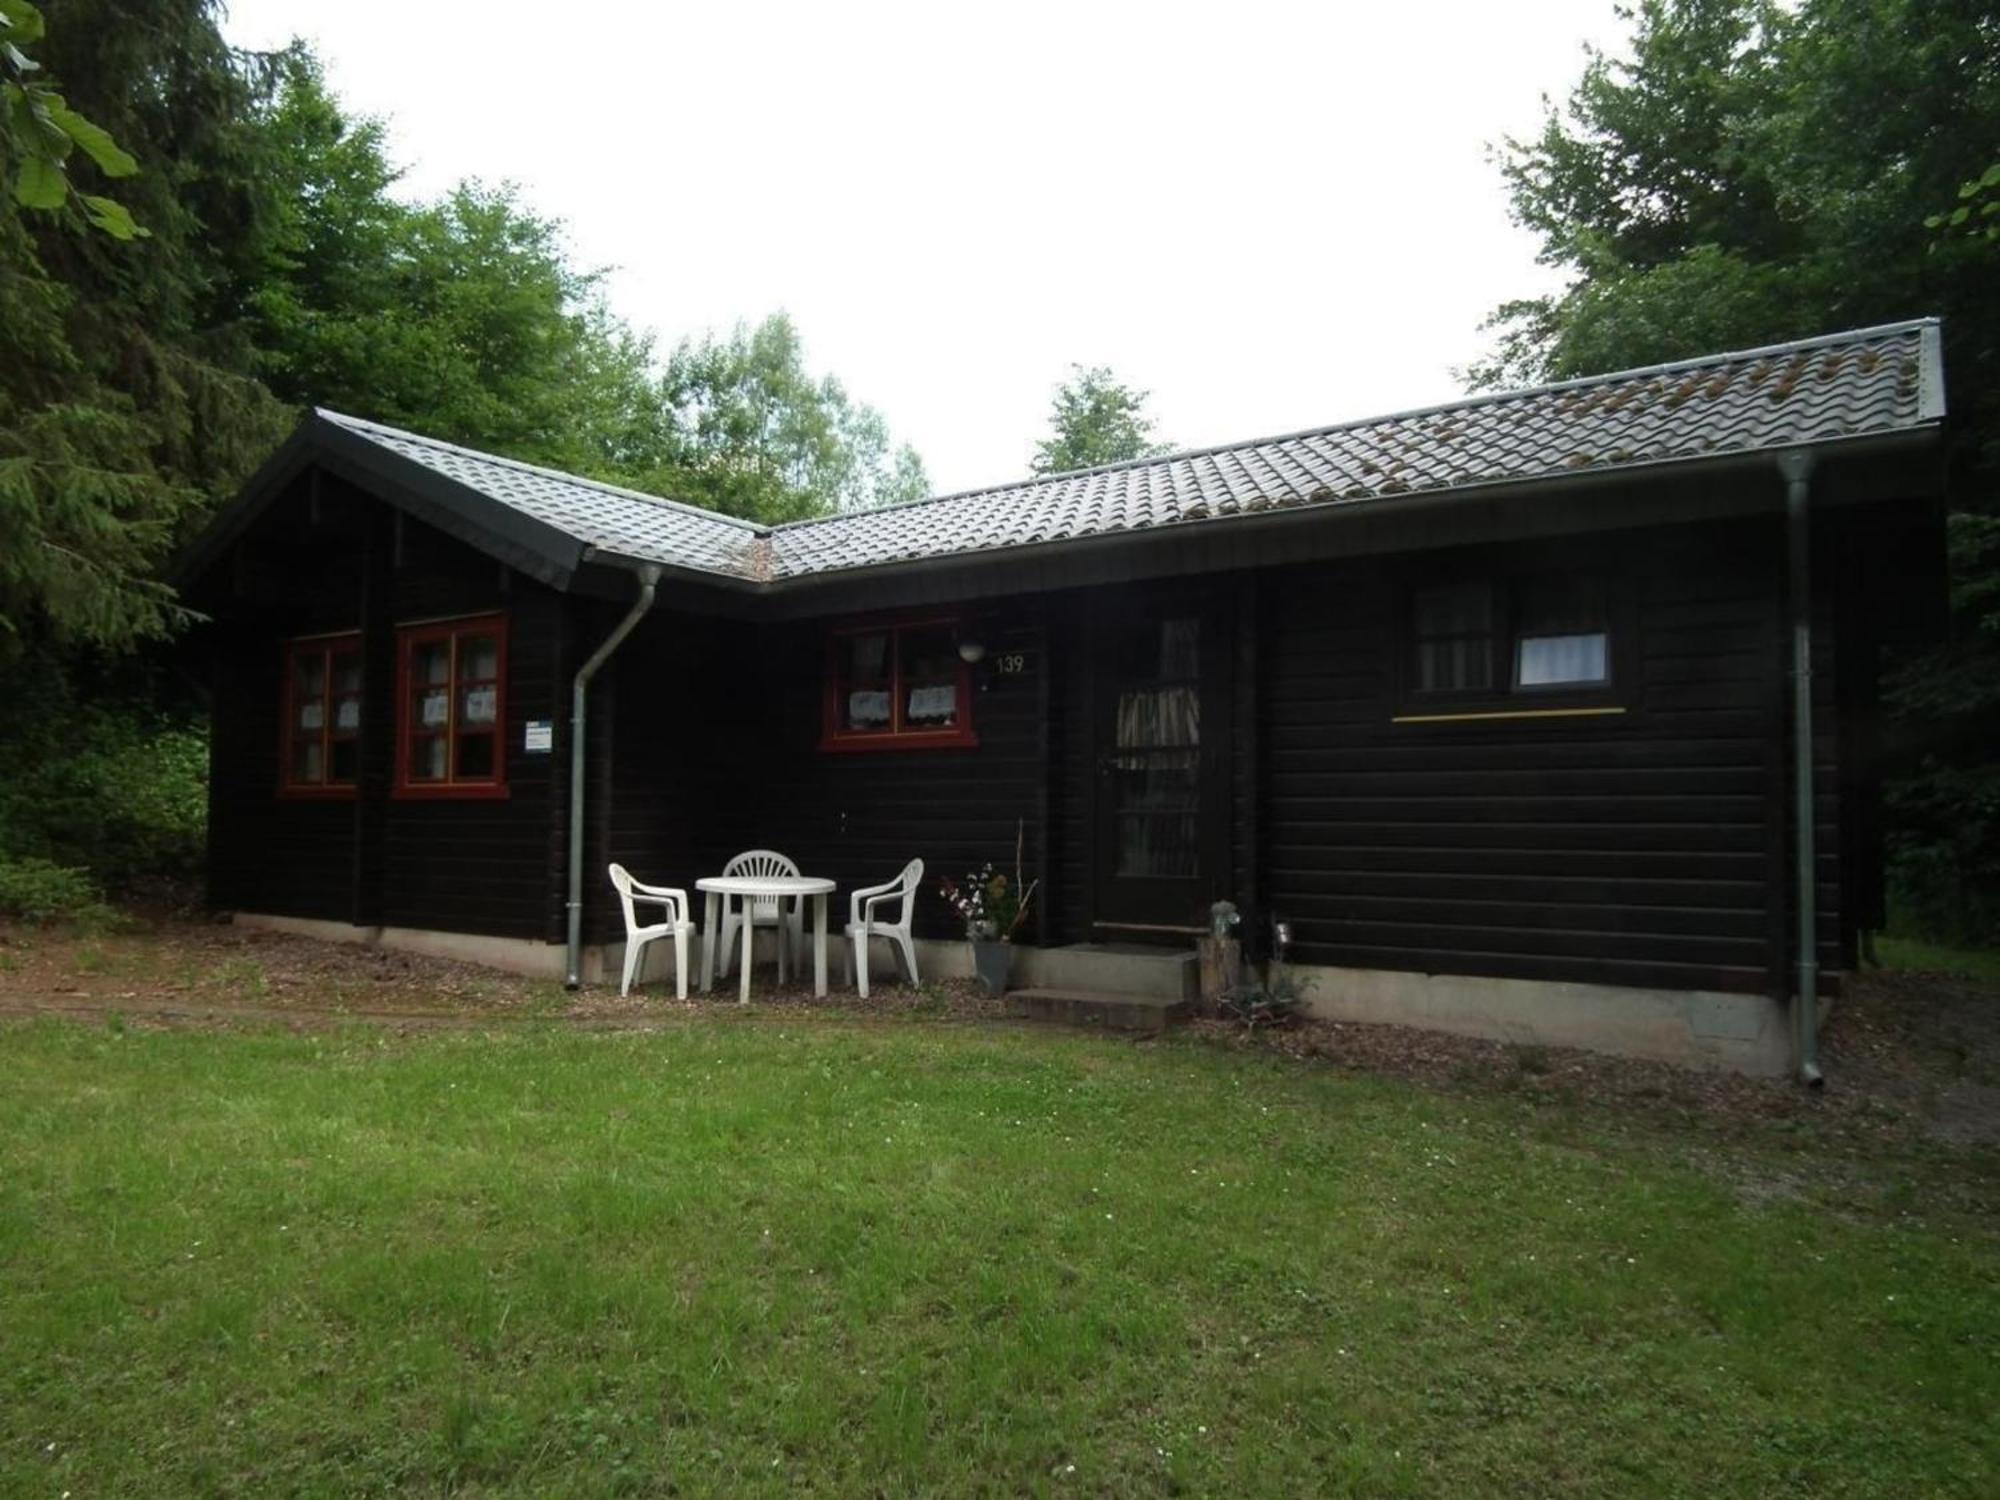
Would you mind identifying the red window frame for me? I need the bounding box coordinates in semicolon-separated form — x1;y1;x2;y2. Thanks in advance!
279;632;362;798
819;616;979;752
394;614;510;799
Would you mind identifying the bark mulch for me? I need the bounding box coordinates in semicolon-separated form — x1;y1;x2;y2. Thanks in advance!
1184;963;2000;1164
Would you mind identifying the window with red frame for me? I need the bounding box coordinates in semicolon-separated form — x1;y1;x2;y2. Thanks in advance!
282;633;362;794
396;615;508;796
821;619;977;750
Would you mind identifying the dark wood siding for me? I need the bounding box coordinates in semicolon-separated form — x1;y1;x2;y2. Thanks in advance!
1258;515;1846;995
200;462;1912;999
206;472;371;924
1047;591;1093;944
595;603;1050;946
204;471;566;941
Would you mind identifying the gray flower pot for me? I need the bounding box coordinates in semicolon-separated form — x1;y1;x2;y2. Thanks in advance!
970;938;1014;996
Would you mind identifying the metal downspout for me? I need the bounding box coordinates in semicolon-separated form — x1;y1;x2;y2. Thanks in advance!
1779;450;1825;1088
565;562;662;988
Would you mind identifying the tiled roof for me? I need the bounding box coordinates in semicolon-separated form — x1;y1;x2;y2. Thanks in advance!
319;319;1944;587
318;411;769;578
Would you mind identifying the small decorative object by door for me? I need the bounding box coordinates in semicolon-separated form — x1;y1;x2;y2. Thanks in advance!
1197;900;1243;1016
939;822;1039;997
969;922;1012;997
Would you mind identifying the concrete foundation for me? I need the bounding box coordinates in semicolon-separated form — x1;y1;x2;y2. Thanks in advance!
1285;961;1793;1077
228;912;1797;1075
231;913;980;991
232;912;594;980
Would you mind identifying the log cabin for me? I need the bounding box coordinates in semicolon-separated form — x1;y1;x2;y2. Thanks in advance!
174;319;1949;1077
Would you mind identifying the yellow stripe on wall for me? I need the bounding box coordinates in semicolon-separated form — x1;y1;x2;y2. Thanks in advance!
1390;706;1628;725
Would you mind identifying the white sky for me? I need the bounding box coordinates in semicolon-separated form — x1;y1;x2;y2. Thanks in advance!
220;0;1627;496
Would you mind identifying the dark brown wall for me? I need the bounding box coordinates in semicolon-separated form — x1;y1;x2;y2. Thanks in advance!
599;511;1866;995
205;473;568;941
1253;514;1846;995
594;602;1050;946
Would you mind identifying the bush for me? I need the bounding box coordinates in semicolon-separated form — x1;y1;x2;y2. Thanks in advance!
0;658;208;888
1886;760;2000;948
0;856;114;925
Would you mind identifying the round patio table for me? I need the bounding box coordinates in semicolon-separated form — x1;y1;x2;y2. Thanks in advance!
696;874;837;1004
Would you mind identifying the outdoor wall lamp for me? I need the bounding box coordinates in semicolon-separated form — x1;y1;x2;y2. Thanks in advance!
957;638;987;665
1272;918;1294;960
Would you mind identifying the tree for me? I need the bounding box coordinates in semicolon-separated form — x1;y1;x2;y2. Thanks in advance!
244;65;924;525
1032;366;1168;475
0;0;144;237
1928;162;2000;246
244;57;669;483
0;0;292;655
1477;0;1997;403
654;313;930;521
1480;0;2000;940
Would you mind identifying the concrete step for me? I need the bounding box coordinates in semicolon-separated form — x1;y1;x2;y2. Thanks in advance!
1008;988;1193;1034
1015;943;1197;1001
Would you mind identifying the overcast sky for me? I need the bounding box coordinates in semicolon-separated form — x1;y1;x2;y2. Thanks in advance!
220;1;1628;495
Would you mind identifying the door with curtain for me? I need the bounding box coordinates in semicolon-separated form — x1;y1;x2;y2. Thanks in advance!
1091;601;1228;933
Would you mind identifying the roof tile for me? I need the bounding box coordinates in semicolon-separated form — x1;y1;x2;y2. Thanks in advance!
321;320;1941;587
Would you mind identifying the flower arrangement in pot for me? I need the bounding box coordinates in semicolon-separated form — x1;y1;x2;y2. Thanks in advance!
938;826;1038;996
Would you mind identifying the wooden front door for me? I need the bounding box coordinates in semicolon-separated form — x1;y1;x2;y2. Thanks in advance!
1091;600;1228;935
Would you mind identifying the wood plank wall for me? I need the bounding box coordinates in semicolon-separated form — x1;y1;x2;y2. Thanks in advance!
206;476;567;941
1256;515;1845;995
205;471;1890;993
592;603;1050;946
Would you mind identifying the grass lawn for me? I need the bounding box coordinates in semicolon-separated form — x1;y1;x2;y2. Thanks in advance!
1;1014;1995;1497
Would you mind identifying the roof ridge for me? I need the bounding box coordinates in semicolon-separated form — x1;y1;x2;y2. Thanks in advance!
315;408;769;534
772;317;1940;534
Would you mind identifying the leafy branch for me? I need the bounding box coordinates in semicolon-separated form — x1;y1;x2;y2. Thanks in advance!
1926;162;2000;245
0;0;146;238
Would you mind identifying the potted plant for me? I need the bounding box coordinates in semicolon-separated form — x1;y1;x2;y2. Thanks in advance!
939;835;1038;996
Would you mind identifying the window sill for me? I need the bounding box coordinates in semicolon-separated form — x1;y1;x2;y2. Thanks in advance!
277;785;358;801
1391;703;1628;725
392;783;512;801
818;728;980;754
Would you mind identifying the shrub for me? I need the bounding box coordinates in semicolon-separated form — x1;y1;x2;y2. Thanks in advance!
1886;759;2000;948
0;658;208;888
0;857;115;926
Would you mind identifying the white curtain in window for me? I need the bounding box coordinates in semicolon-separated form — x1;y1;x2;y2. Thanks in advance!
906;684;957;723
1116;685;1199;748
847;689;892;727
1516;632;1607;686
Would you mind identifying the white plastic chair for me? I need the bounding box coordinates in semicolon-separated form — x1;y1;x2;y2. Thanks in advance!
846;858;923;999
607;863;693;999
715;849;806;982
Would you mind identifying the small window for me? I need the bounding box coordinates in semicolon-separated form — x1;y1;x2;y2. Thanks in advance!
822;618;978;751
281;634;362;795
1405;573;1616;702
1513;578;1609;689
396;615;508;796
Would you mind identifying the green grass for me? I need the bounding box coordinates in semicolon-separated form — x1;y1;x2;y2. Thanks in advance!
1;1018;1994;1497
1878;933;2000;987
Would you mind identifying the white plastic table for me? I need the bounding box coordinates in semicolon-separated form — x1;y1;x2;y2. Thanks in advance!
696;874;837;1003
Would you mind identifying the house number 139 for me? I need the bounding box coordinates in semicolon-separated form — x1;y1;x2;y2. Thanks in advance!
996;652;1028;676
